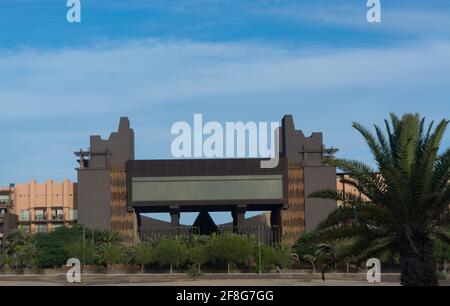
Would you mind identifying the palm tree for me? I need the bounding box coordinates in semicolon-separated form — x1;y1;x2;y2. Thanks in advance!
94;229;126;271
96;230;121;245
3;228;35;269
310;113;450;286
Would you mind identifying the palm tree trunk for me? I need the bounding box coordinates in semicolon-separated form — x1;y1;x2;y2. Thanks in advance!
400;235;438;286
311;262;316;274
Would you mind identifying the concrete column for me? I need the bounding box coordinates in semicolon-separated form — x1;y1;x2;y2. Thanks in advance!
232;205;246;231
271;207;282;244
169;206;180;227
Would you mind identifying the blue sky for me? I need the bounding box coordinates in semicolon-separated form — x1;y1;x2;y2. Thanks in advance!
1;0;449;224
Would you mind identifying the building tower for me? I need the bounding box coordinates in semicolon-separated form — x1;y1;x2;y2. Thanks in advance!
75;117;137;244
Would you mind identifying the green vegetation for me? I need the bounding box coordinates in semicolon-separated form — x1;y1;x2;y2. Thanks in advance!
306;113;450;286
0;227;297;274
204;234;254;273
132;243;153;273
3;228;40;269
1;112;447;283
272;245;295;270
152;239;188;274
434;226;450;277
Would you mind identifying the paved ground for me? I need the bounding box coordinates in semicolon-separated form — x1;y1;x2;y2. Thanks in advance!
108;279;399;286
0;273;448;286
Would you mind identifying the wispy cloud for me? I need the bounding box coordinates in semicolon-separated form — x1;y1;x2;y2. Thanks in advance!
253;1;450;39
0;38;449;186
1;39;449;120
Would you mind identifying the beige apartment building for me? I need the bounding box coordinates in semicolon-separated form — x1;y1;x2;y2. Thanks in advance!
7;180;77;233
336;173;371;205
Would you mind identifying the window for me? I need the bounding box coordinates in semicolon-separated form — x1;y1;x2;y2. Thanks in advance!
0;208;7;215
19;210;30;221
35;209;47;222
69;209;78;221
36;224;47;233
0;194;10;204
51;208;64;221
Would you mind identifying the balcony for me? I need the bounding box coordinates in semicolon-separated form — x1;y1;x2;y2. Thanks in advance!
51;215;65;222
34;215;48;223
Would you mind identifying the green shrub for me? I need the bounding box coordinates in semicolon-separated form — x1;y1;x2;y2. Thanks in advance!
0;254;5;270
133;243;153;273
152;239;188;273
189;244;207;272
255;244;274;273
33;225;97;268
96;230;121;245
64;239;95;265
4;228;40;269
34;233;69;268
187;264;203;279
272;245;294;269
204;234;254;272
95;243;127;269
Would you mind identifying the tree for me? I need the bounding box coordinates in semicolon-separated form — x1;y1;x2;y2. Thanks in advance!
310;113;450;286
133;243;153;273
96;229;121;245
93;230;126;271
34;225;96;268
295;232;337;276
205;234;254;273
94;243;127;271
434;226;450;273
189;244;207;273
152;239;187;274
3;228;39;269
272;245;294;270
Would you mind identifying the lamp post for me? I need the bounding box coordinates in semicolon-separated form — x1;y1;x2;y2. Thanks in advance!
258;226;262;274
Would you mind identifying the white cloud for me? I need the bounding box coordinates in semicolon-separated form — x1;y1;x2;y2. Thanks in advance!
1;38;449;185
1;39;450;120
255;3;450;38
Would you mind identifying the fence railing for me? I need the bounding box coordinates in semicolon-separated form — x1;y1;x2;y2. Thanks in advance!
139;225;281;245
139;226;200;243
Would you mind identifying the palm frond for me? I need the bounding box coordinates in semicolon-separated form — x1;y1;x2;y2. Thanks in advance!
353;122;389;168
432;148;450;193
434;229;450;245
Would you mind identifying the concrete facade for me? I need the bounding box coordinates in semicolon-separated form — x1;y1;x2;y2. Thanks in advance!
76;115;338;245
10;180;77;233
278;115;337;240
76;117;137;244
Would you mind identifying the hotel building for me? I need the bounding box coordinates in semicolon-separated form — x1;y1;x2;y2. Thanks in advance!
1;180;77;234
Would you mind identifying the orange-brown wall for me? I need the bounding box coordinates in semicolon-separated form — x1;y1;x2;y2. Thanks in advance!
336;173;371;205
10;179;77;232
